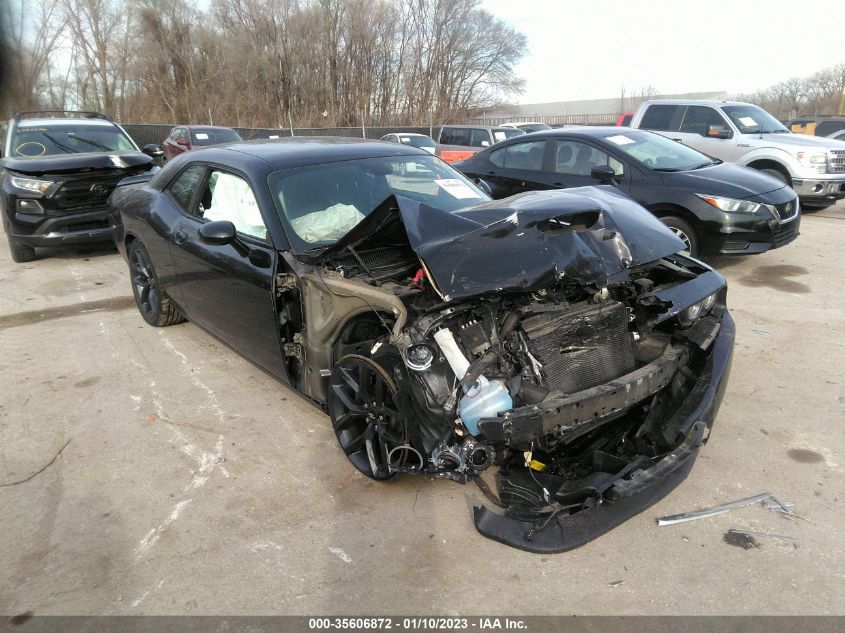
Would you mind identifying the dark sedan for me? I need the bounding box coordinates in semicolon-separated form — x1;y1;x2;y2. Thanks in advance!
162;125;242;161
454;127;801;258
109;138;734;552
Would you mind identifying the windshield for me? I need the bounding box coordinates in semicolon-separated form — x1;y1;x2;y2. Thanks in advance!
270;155;489;252
602;130;717;171
721;105;788;134
10;123;136;156
191;128;242;146
399;135;436;149
493;128;525;142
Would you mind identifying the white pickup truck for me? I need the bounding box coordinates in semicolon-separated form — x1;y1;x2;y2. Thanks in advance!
630;100;845;209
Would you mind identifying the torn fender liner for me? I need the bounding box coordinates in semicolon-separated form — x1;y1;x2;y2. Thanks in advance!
473;423;704;554
320;187;685;301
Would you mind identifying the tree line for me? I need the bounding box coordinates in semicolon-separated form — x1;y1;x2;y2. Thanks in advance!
1;0;528;128
732;62;845;119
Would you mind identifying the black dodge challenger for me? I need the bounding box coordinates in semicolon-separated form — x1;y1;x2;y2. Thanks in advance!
109;138;735;552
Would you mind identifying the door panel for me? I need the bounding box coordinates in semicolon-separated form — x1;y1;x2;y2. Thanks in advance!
486;140;549;197
167;168;286;379
673;106;736;161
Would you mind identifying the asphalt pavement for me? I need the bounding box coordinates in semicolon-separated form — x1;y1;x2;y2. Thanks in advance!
0;202;843;615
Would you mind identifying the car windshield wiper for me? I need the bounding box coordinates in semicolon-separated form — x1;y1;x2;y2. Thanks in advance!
652;167;684;172
68;135;115;151
691;160;720;169
41;133;80;153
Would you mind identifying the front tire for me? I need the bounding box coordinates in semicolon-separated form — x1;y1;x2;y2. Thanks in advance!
128;241;184;327
328;354;407;480
659;215;700;258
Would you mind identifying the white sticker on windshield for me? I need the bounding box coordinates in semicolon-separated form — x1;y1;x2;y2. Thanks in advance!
435;178;479;199
195;133;209;140
606;134;635;145
739;117;757;127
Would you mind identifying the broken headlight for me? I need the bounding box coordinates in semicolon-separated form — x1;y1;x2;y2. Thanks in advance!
678;291;718;327
696;194;760;214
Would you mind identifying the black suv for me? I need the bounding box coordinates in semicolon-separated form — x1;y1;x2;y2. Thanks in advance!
0;111;163;262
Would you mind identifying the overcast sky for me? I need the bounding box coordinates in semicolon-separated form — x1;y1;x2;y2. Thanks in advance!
481;0;845;104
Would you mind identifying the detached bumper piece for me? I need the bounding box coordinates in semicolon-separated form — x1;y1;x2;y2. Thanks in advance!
473;312;735;553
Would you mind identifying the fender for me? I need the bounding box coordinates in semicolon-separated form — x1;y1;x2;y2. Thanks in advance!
735;146;802;177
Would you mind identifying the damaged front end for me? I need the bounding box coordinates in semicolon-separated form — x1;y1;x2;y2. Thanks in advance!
306;187;734;552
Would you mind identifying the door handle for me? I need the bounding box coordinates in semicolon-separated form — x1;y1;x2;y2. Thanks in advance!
173;229;188;244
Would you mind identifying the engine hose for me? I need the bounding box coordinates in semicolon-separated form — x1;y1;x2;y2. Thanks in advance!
460;350;499;390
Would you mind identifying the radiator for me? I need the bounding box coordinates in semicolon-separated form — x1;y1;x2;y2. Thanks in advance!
521;301;635;395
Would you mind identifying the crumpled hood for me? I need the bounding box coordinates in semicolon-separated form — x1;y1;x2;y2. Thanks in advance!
660;162;786;200
324;186;685;302
1;151;153;176
401;187;684;300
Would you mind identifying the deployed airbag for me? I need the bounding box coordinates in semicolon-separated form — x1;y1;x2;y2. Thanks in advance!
291;203;365;244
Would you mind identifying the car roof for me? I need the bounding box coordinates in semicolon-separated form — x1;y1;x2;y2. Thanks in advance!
195;136;427;169
186;125;238;131
16;118;117;128
440;124;515;130
639;99;753;108
518;126;642;139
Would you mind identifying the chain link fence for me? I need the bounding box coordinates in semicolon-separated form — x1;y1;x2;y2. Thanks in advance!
122;124;433;147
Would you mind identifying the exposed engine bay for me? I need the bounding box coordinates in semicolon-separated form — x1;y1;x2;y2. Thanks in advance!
276;189;734;551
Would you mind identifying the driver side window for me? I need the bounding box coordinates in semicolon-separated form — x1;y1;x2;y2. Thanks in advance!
555;141;623;176
198;170;268;241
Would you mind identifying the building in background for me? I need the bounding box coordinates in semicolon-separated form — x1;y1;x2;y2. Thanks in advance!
475;91;727;126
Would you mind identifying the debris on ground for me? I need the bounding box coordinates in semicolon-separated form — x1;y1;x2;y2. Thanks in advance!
726;529;798;545
723;531;759;550
608;580;625;588
657;492;774;525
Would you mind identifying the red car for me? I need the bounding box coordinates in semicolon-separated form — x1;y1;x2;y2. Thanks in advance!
162;125;243;161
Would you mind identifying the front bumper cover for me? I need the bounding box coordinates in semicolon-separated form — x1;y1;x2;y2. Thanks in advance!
473;310;735;553
10;209;115;246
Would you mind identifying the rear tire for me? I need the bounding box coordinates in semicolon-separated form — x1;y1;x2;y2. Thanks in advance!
128;240;184;327
6;235;36;263
659;215;700;258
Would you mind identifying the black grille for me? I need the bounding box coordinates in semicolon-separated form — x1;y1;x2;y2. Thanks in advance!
521;301;635;395
59;219;110;233
773;199;798;222
53;174;125;211
773;221;798;247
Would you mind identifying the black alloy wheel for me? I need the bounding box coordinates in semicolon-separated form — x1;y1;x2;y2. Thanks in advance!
659;215;699;258
328;354;407;480
128;241;184;327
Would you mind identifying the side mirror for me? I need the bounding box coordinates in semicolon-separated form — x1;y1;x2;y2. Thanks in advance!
142;143;164;158
198;220;237;246
480;140;490;147
197;220;269;265
705;125;732;139
591;165;617;183
474;178;493;197
176;138;189;146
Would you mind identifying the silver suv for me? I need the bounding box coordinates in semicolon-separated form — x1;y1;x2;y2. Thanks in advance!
630;100;845;209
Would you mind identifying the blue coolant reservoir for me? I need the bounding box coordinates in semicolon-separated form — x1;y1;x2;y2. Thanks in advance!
459;376;513;436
